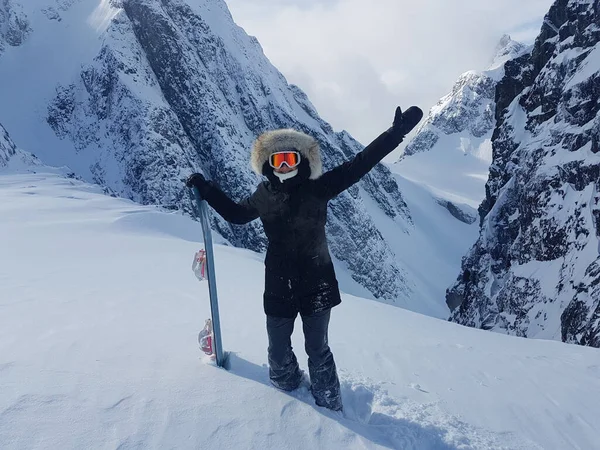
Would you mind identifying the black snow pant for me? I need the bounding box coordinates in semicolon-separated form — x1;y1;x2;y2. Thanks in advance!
266;308;342;411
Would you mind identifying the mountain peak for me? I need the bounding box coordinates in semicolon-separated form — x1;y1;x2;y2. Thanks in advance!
488;34;528;72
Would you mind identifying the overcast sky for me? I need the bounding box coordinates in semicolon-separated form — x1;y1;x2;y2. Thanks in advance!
225;0;554;145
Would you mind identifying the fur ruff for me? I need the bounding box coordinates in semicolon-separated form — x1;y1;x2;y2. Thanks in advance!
250;129;322;179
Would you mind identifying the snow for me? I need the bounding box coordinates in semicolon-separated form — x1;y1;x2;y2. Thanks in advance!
87;0;120;32
564;44;600;90
391;133;491;209
391;36;522;213
2;169;600;449
486;36;530;81
383;132;488;320
362;170;479;319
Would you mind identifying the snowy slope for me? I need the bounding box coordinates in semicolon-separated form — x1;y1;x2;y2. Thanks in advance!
447;0;600;346
2;169;600;450
357;173;479;319
0;0;416;311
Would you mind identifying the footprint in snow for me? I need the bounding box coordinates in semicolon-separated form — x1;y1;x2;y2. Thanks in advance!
223;355;540;449
334;375;542;450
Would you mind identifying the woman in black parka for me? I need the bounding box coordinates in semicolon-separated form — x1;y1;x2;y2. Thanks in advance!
187;106;423;411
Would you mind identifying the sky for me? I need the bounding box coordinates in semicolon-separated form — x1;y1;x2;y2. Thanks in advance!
225;0;555;146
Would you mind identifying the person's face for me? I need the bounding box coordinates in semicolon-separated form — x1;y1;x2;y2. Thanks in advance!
274;164;295;174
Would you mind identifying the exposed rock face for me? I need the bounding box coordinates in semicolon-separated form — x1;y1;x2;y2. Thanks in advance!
447;0;600;346
0;122;17;166
0;0;31;56
435;199;478;225
0;122;40;169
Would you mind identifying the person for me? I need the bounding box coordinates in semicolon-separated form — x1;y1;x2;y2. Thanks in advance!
186;106;423;411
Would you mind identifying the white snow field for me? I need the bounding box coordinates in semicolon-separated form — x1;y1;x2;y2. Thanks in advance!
2;168;600;450
391;134;492;210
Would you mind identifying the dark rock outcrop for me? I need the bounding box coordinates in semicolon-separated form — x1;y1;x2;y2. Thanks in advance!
448;0;600;346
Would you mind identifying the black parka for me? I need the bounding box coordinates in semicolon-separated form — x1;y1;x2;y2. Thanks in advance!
203;129;402;318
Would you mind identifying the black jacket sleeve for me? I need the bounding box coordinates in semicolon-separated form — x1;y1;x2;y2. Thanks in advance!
202;183;259;224
315;129;403;200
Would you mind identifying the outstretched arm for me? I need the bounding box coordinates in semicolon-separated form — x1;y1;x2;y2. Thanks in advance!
316;106;423;200
187;174;259;224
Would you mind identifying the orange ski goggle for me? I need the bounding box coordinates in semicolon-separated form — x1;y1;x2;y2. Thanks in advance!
269;151;301;169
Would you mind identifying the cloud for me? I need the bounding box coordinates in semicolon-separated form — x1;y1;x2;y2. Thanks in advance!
225;0;554;145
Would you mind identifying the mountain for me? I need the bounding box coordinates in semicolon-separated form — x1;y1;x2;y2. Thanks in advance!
0;0;31;56
0;0;415;308
2;168;600;449
0;123;16;166
394;36;528;212
0;122;40;170
382;38;531;315
447;0;600;346
402;36;528;160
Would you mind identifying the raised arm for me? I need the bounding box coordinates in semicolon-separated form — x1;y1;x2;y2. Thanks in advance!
186;173;259;224
316;106;423;200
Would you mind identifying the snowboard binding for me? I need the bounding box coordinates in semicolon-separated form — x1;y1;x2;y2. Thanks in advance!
192;248;208;281
198;318;214;356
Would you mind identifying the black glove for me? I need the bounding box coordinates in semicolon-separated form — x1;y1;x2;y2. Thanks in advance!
390;106;423;140
186;173;212;197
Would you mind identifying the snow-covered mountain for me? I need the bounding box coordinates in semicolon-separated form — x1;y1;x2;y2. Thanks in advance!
382;38;531;314
402;36;528;160
447;0;600;346
2;169;600;449
0;0;416;308
393;36;528;214
0;0;31;56
0;123;16;166
0;122;40;169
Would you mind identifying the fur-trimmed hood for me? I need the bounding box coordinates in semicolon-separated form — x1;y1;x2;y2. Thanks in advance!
251;129;322;180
